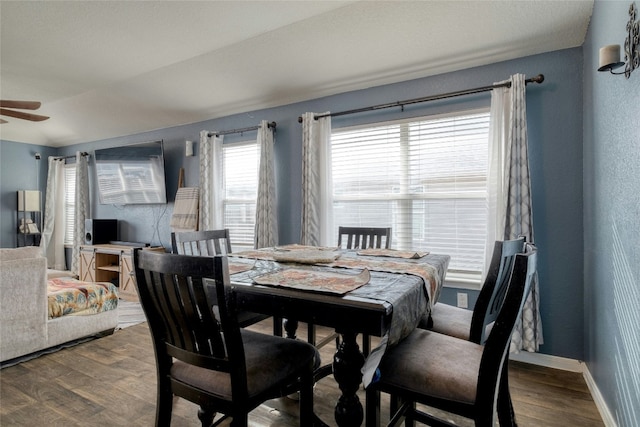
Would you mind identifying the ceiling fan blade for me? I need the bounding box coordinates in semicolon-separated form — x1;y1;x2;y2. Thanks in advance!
0;108;49;122
0;100;41;110
0;119;7;124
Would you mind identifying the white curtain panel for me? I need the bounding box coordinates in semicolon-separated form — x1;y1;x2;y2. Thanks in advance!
254;120;278;248
300;112;333;246
485;82;511;275
489;74;543;353
71;152;90;276
40;157;66;270
198;131;224;231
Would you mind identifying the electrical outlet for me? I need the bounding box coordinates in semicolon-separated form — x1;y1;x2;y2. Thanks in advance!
457;292;468;309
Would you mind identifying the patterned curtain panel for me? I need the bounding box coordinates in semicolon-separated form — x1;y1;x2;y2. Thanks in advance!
490;74;543;352
505;74;543;353
40;157;66;270
198;131;224;231
198;130;212;231
254;120;278;248
71;152;89;276
301;112;333;246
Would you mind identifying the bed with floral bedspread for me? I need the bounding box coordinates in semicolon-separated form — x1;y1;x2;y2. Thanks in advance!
47;277;119;319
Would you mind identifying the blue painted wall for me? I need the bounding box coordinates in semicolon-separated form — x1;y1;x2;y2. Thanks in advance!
2;48;585;364
584;1;640;425
0;141;57;248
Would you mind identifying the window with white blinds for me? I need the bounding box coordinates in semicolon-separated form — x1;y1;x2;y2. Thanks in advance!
331;109;490;281
64;164;76;245
222;140;260;250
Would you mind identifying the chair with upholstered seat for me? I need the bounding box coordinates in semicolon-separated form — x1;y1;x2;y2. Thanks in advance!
134;250;318;427
365;244;537;427
325;226;392;356
420;237;525;344
297;226;395;351
337;226;392;250
171;229;270;329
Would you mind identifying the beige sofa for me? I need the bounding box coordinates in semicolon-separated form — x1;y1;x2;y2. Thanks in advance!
0;246;118;363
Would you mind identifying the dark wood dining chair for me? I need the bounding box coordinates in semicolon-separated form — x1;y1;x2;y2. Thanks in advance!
420;237;526;344
337;226;392;250
134;250;318;427
171;228;233;256
334;226;392;355
365;244;537;427
171;229;270;329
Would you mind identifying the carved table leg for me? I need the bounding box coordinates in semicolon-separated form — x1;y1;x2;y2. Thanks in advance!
333;331;365;426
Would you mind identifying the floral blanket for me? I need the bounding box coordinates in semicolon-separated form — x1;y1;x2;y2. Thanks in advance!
47;278;118;319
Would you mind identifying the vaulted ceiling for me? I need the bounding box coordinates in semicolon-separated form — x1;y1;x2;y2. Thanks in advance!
0;1;593;147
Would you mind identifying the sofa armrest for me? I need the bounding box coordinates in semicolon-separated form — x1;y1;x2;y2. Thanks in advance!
0;257;48;361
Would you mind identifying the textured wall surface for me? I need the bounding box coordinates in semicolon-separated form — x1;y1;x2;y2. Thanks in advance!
583;1;640;425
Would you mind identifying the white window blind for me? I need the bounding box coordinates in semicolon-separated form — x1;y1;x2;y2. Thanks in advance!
64;164;76;245
222;140;260;250
331;109;490;281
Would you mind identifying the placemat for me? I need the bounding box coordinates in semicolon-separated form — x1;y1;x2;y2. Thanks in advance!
228;261;255;275
357;248;429;259
253;268;370;295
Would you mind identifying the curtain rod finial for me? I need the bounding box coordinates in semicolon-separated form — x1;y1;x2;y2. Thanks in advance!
531;74;544;84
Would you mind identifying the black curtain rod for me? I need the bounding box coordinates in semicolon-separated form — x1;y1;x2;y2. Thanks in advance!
60;152;89;160
297;74;544;123
207;121;276;138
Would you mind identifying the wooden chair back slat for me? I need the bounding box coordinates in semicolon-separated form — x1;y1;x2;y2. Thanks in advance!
469;237;525;344
337;226;392;249
134;251;236;373
171;229;233;256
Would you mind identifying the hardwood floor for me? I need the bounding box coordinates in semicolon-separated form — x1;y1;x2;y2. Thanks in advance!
0;320;604;426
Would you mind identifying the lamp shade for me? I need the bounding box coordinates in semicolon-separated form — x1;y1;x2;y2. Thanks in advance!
18;190;41;212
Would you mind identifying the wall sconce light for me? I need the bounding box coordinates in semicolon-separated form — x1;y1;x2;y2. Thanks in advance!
598;2;639;78
185;140;194;157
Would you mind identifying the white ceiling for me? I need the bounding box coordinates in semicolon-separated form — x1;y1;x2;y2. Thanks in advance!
1;1;593;147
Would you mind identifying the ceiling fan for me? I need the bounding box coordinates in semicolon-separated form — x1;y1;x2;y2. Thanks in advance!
0;100;50;124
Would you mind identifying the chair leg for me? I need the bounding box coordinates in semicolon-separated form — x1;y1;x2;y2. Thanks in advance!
362;333;371;357
230;413;248;427
299;364;315;427
197;407;216;427
402;400;415;427
273;315;283;336
498;363;517;427
155;379;173;427
365;387;380;427
308;323;317;346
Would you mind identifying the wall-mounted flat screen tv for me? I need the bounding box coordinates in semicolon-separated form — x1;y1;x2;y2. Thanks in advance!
94;140;168;205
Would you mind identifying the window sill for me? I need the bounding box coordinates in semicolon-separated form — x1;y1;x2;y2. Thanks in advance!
443;272;482;291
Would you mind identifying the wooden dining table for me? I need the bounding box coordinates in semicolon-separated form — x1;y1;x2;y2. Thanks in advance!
225;245;450;427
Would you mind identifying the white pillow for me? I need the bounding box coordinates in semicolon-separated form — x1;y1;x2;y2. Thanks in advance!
47;269;73;279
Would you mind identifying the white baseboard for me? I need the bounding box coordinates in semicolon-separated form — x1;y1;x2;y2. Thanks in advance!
509;352;617;427
582;365;618;427
509;350;584;372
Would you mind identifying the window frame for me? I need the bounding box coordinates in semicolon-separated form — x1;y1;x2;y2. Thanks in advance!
63;163;76;247
330;108;491;288
220;138;260;251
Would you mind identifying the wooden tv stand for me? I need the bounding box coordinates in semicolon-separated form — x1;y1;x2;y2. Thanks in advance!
79;244;164;301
